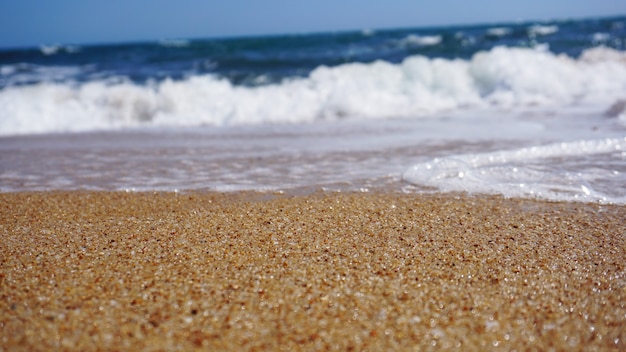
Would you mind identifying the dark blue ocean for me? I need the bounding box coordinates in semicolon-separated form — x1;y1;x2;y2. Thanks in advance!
1;16;625;88
1;15;625;202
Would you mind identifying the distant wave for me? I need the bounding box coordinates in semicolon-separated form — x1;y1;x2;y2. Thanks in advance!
158;39;190;48
528;24;559;36
1;46;626;136
0;63;83;87
486;27;512;37
592;32;611;44
39;44;81;56
398;34;442;47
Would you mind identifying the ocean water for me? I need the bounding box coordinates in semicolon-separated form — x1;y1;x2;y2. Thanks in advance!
1;16;626;203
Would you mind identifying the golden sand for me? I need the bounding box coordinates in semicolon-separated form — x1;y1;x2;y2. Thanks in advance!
1;191;624;350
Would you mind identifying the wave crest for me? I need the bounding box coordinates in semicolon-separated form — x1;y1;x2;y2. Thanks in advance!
1;46;626;135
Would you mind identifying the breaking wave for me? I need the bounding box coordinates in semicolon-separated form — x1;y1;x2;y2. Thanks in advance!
1;46;626;135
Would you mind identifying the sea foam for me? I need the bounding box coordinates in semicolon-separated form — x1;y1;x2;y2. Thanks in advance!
403;137;626;203
1;46;626;136
528;25;559;36
398;34;443;47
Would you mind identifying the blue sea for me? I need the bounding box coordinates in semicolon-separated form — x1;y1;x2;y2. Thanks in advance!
1;15;626;203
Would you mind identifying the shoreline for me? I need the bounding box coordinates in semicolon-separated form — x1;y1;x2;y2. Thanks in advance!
1;190;624;350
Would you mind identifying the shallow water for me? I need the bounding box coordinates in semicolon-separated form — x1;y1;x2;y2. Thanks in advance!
1;107;624;203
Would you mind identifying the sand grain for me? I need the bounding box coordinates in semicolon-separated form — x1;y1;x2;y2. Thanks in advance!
1;191;624;350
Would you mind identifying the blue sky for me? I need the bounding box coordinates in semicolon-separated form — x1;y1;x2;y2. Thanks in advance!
1;0;624;49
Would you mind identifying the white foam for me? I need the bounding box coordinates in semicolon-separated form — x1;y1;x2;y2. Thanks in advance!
0;64;83;87
399;34;443;47
579;46;626;63
158;39;190;48
470;46;626;106
40;45;60;56
1;46;626;136
486;27;512;37
39;44;80;55
403;137;626;204
592;33;611;44
528;25;559;36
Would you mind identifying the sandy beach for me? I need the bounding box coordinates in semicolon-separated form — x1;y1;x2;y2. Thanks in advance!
1;191;624;350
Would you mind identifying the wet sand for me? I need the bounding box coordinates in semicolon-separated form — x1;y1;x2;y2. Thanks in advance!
1;191;624;350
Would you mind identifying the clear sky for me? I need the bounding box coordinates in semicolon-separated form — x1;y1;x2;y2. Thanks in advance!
1;0;624;49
